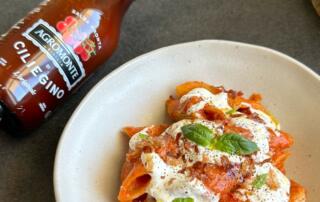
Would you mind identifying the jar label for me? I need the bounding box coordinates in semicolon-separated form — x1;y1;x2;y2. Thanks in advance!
23;19;85;90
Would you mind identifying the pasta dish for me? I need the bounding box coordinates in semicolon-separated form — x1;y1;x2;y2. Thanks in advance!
118;81;306;202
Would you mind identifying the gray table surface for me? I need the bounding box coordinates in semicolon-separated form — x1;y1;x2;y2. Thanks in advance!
0;0;319;201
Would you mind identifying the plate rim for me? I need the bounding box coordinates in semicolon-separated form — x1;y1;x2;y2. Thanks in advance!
53;39;320;201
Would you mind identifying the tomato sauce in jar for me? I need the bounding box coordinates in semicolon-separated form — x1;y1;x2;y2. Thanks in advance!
0;0;133;135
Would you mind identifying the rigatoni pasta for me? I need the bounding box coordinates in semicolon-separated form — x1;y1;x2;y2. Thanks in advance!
118;81;306;202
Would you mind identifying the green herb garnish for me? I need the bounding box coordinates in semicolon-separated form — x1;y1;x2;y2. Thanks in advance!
139;133;150;141
252;173;268;189
172;197;194;202
226;108;237;115
213;133;259;155
181;123;214;147
181;124;259;155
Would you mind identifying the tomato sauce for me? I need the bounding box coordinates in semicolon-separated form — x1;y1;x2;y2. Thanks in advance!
0;0;133;135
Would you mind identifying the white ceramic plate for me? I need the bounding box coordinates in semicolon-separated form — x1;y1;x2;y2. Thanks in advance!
54;40;320;202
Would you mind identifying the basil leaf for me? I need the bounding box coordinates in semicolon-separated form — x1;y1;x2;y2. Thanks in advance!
139;133;152;143
172;197;194;202
252;173;268;189
139;133;149;140
226;108;237;115
181;123;214;147
213;133;259;155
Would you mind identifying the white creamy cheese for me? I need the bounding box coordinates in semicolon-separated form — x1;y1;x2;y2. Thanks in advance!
180;88;232;114
193;146;243;165
141;152;220;202
241;102;280;131
165;119;221;138
165;119;194;138
236;163;291;202
231;117;270;162
129;127;150;150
